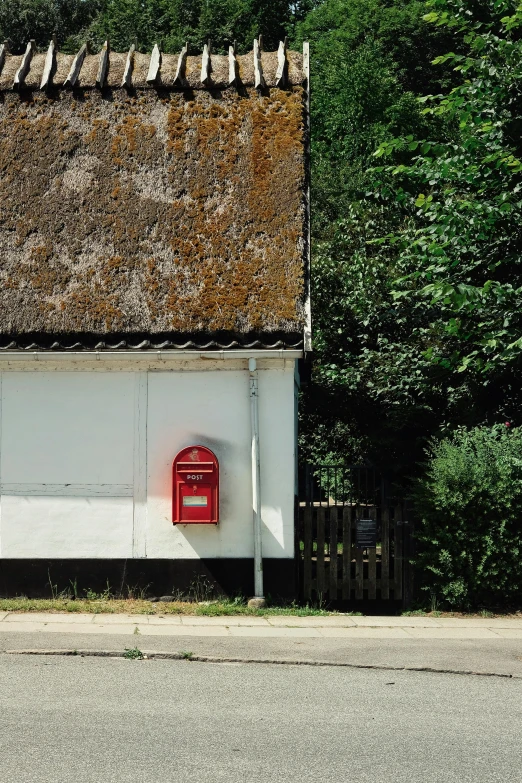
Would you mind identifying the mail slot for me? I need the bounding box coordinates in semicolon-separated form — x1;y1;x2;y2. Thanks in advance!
172;445;219;524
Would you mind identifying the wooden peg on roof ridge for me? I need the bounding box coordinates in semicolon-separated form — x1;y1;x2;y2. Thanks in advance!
303;40;310;85
228;44;239;86
64;43;87;88
122;42;135;87
258;35;263;51
253;37;265;90
201;40;211;86
275;39;287;87
0;40;10;75
14;40;35;90
96;39;110;88
174;41;188;86
40;35;57;90
147;42;161;84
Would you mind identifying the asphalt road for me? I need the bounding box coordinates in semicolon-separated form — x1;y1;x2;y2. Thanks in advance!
2;628;522;676
1;654;521;783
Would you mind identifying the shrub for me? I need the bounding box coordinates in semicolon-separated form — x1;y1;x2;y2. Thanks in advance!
412;424;522;609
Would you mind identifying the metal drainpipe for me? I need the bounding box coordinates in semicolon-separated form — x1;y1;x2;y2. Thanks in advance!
249;358;264;598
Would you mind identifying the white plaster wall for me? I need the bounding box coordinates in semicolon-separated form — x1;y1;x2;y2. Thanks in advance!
0;372;135;558
258;368;296;559
0;361;297;559
1;372;134;485
146;367;295;559
1;497;133;558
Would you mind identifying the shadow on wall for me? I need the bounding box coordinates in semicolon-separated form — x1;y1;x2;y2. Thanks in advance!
0;559;296;600
150;431;292;559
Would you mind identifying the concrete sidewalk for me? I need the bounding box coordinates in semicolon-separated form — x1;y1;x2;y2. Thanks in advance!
1;613;522;677
0;612;522;639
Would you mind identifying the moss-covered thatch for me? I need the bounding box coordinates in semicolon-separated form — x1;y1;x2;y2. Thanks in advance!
0;49;307;347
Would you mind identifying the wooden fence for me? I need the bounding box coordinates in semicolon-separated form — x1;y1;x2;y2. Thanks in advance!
298;503;414;606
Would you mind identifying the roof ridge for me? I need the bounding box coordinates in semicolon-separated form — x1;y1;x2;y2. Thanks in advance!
0;38;306;91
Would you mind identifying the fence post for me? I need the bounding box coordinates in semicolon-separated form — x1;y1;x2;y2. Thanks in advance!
294;494;300;600
329;507;338;600
303;505;312;602
381;505;390;600
368;506;377;600
316;506;326;602
355;509;364;600
393;505;403;602
402;519;415;610
342;506;351;600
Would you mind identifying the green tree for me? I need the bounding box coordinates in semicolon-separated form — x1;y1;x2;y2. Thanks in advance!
0;0;306;54
295;0;457;471
93;0;304;54
91;0;168;52
299;0;522;482
0;0;101;52
295;0;458;236
192;0;294;53
374;0;522;378
297;0;458;98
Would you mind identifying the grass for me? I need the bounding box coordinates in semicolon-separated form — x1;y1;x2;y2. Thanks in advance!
0;596;518;618
123;646;145;660
402;608;521;618
0;595;362;617
0;572;360;616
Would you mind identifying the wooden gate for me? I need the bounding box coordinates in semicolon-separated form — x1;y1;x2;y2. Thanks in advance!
297;466;414;607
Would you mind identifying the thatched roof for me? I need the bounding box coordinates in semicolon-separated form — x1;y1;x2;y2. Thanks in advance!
0;40;309;351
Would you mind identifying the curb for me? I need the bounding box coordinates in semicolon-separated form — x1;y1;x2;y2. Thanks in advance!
3;648;520;679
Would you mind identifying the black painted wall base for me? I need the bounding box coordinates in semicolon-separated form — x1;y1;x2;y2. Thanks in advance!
0;559;296;601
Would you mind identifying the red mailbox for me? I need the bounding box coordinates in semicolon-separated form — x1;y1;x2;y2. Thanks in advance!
172;446;219;525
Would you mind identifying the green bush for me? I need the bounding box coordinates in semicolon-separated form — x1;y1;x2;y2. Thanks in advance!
413;424;522;610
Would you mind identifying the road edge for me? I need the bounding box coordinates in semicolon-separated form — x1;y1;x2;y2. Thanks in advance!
3;648;520;679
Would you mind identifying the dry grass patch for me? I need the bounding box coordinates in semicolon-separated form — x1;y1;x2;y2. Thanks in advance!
0;596;341;617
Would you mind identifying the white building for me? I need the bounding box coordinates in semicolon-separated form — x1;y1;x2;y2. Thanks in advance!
0;39;310;598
